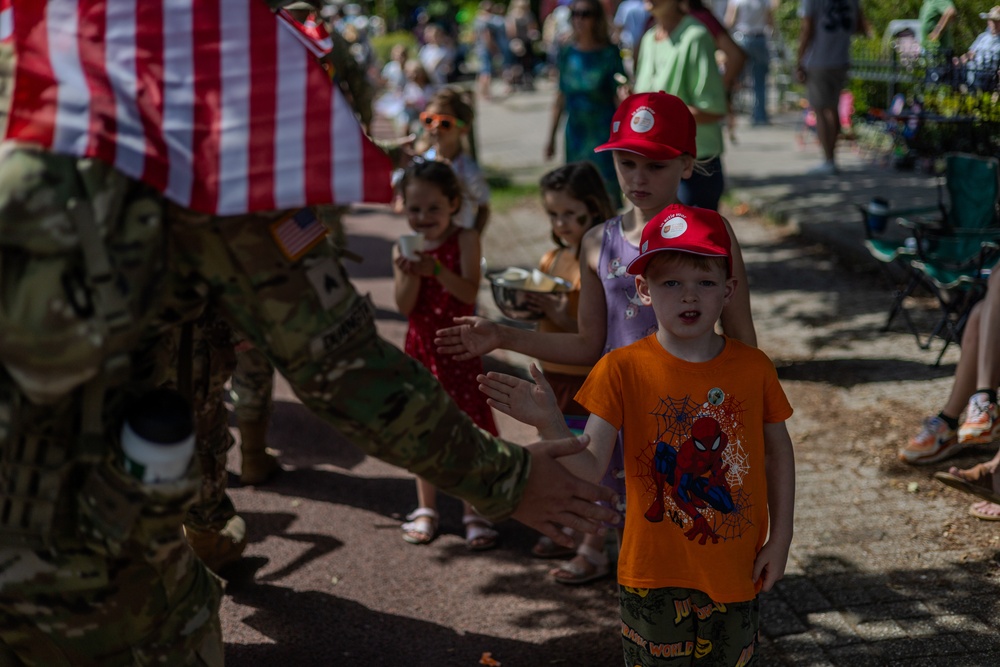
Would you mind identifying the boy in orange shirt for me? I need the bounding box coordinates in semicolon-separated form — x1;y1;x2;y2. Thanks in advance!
479;204;796;665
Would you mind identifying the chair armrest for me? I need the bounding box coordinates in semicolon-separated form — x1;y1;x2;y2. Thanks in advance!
897;216;944;231
889;205;942;218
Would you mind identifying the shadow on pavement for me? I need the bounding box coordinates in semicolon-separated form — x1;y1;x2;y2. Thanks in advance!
763;553;1000;664
224;581;621;665
777;358;956;388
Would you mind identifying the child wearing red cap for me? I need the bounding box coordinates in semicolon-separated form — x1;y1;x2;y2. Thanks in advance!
438;92;758;584
479;203;796;665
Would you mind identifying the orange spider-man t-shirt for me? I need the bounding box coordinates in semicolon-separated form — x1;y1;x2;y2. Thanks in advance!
576;335;792;603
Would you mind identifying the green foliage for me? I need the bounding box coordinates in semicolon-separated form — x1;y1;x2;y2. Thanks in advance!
773;0;986;59
370;30;419;67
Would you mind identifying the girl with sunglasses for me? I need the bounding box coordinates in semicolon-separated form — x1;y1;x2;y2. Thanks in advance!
417;87;492;234
545;0;624;208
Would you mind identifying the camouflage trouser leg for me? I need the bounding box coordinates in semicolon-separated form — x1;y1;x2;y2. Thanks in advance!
0;540;223;667
155;311;239;532
231;345;274;424
168;211;529;520
0;383;223;667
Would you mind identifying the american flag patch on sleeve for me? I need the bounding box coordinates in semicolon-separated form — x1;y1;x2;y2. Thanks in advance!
269;208;329;262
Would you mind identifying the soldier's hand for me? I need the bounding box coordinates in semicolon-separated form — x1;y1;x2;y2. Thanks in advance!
512;435;618;547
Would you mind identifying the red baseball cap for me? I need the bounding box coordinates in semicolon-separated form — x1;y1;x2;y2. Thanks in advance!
626;204;732;276
594;92;697;160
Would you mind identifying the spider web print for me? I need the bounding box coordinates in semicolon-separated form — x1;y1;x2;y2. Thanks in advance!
636;393;754;541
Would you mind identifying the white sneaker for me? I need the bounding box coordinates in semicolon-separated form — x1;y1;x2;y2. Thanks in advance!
958;392;1000;444
807;161;838;176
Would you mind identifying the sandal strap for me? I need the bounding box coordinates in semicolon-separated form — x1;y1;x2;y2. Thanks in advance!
465;522;498;541
576;543;609;568
554;559;589;577
462;513;494;528
406;507;439;522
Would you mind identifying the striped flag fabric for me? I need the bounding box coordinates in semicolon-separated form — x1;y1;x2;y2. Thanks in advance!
0;0;11;42
4;0;393;215
276;8;332;57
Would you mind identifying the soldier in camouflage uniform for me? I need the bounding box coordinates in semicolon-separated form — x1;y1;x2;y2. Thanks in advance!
181;0;377;567
0;8;616;666
159;312;253;573
230;0;378;488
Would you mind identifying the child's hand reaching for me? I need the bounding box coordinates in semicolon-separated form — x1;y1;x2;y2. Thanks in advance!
477;363;564;434
435;316;503;359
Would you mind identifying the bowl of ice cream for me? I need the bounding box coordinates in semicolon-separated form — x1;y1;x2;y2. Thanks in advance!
487;267;573;321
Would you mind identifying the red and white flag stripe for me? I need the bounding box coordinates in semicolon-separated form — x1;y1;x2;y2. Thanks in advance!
5;0;392;215
0;0;12;42
276;8;332;57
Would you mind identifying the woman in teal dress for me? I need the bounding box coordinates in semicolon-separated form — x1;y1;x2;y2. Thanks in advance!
545;0;624;207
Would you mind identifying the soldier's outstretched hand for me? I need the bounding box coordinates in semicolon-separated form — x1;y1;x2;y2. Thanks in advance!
435;316;503;360
511;435;619;547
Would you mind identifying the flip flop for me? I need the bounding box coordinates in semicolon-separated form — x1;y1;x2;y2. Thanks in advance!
463;514;499;552
933;463;1000;505
968;501;1000;521
401;507;438;545
549;544;610;585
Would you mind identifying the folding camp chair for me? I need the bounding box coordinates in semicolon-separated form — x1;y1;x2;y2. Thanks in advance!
900;153;1000;363
858;198;934;339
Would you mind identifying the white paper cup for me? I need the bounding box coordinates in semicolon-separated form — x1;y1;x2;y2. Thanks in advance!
399;232;425;260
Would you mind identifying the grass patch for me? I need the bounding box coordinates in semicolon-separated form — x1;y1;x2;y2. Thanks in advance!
720;191;788;227
484;166;540;214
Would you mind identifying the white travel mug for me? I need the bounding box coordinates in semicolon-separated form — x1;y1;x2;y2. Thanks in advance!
121;389;195;484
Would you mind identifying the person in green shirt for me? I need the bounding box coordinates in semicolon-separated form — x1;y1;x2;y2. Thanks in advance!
919;0;958;54
628;0;728;211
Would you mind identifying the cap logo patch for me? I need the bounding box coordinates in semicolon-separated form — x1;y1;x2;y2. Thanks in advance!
641;240;649;252
660;215;688;239
630;107;655;134
612;121;621;133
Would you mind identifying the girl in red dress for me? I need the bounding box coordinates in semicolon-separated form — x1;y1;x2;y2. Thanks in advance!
392;160;499;550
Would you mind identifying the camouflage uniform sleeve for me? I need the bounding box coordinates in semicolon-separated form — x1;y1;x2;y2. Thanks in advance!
170;207;534;521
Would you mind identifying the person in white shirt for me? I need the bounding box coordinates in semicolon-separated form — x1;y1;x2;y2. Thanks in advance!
954;7;1000;91
725;0;772;125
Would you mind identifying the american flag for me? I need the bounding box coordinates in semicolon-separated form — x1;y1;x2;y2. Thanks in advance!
4;0;393;215
269;206;328;261
276;7;332;57
0;0;11;42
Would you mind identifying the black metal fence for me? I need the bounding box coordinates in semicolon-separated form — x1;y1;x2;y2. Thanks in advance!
849;42;1000;161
